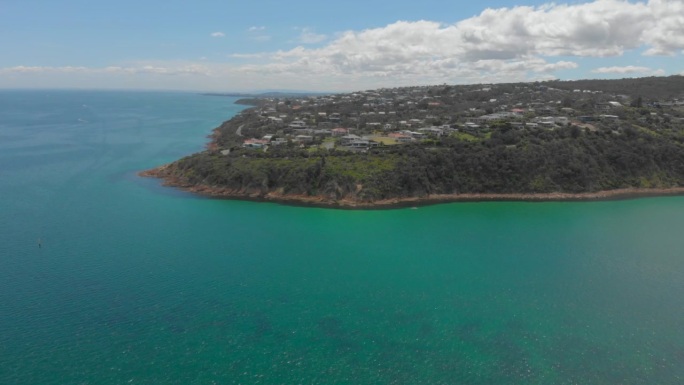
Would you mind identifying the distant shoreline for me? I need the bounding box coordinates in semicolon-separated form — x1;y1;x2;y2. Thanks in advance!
139;166;684;209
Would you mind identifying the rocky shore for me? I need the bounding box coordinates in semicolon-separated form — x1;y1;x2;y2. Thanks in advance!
140;165;684;209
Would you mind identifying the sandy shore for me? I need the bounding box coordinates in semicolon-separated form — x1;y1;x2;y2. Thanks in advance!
139;165;684;209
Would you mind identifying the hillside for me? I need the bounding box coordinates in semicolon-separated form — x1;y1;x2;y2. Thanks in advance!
142;76;684;207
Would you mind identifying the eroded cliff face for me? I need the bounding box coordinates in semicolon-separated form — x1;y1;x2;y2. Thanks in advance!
141;160;684;208
140;160;371;206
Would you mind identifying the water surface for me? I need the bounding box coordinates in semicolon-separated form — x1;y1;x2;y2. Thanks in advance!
1;90;683;384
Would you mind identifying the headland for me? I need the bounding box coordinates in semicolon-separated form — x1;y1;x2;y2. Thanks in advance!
141;76;684;208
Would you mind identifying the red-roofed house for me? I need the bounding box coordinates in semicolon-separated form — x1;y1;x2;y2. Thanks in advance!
331;128;349;136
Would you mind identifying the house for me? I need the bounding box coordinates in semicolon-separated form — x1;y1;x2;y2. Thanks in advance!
317;122;334;129
268;117;283;124
243;138;269;148
331;127;349;136
346;139;379;148
511;108;526;115
388;132;415;143
329;113;341;123
339;134;362;145
537;106;557;115
553;117;569;125
313;129;332;137
418;127;444;136
535;116;568;126
595;103;615;112
295;135;314;143
288;120;307;129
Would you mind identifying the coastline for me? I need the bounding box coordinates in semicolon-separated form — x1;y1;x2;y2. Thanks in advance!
139;166;684;209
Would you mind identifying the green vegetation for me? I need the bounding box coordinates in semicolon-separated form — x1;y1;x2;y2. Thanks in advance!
165;124;684;202
155;76;684;203
451;132;481;142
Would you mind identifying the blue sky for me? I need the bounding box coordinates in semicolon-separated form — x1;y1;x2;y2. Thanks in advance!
1;0;682;92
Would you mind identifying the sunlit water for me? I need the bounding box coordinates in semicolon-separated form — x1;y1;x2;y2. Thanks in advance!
1;90;683;384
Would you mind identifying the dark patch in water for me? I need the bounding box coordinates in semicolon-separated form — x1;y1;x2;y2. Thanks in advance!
487;332;537;383
454;320;482;343
545;334;652;384
317;316;344;338
393;309;426;326
317;316;363;354
276;294;291;305
505;317;526;332
418;321;434;337
250;311;273;340
167;324;187;334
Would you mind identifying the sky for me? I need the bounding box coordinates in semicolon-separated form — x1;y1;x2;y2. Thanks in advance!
1;0;683;92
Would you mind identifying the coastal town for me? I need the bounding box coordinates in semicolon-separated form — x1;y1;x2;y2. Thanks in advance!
216;79;684;153
144;76;684;207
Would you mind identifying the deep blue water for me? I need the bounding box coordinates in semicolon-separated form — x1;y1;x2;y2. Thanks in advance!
1;90;683;384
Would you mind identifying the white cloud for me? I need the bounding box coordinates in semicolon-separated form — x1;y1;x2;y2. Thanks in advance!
230;53;268;59
223;0;682;88
294;27;327;44
4;0;683;92
210;32;225;38
591;66;669;76
592;66;653;74
0;65;90;74
454;1;654;58
0;64;211;76
642;0;684;55
247;26;270;42
242;18;584;85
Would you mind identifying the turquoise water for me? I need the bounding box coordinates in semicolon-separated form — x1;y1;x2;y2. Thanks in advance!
1;90;683;384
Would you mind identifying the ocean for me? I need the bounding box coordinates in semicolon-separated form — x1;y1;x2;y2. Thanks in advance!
1;90;683;384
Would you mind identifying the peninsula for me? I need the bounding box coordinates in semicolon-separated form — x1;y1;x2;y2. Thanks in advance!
142;76;684;207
